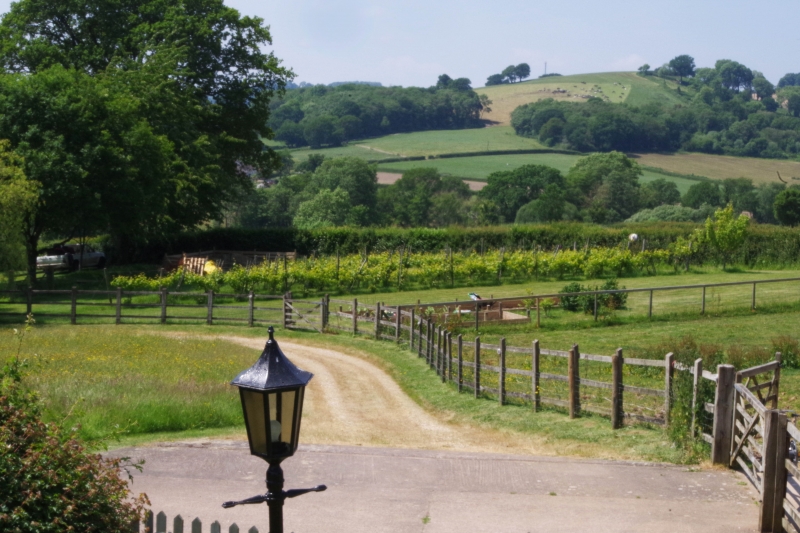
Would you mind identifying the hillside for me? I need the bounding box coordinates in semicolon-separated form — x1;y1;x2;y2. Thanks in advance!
477;72;686;125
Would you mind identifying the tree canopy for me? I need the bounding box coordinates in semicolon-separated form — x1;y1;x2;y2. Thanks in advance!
0;0;293;276
485;63;531;86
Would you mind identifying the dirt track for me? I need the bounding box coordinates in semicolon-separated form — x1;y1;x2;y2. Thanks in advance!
377;171;486;191
216;336;548;455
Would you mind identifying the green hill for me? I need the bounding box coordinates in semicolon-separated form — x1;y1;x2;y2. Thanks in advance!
477;72;687;124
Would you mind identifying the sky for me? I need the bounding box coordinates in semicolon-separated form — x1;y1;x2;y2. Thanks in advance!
0;0;797;88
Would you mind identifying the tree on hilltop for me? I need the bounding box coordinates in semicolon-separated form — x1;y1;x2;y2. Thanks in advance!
669;55;696;83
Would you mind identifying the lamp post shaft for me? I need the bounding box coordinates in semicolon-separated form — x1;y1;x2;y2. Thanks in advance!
267;463;285;533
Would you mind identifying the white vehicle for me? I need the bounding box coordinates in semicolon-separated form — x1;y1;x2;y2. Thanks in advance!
36;244;106;271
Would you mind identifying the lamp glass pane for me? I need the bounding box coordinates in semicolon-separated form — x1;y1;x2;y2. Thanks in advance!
241;389;267;455
280;389;296;446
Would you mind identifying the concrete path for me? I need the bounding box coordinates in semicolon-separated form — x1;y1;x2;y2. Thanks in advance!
110;440;759;533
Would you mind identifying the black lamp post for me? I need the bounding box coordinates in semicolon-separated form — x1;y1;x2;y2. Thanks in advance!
222;327;326;533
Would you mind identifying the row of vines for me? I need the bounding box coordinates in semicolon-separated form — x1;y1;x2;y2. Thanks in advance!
110;246;684;295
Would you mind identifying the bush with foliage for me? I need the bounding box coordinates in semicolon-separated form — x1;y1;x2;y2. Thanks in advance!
0;319;148;532
559;279;627;314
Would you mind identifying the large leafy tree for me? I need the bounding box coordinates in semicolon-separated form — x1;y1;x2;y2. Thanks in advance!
480;164;565;222
668;55;696;84
696;204;749;270
0;0;292;276
0;143;37;273
774;189;800;226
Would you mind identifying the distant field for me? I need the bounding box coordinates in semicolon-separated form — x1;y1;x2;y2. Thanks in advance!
477;72;686;125
632;153;800;186
291;126;546;162
378;153;699;194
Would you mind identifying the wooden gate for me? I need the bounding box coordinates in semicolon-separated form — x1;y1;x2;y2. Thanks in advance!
283;298;324;332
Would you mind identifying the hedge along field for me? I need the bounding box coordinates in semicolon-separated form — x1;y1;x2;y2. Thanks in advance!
631;152;800;186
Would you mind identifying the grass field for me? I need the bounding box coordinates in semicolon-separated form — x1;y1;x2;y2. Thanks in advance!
3;323;687;463
378;152;700;192
477;72;686;125
632;152;800;186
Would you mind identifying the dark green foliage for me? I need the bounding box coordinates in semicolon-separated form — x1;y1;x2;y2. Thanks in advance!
558;279;627;314
778;73;800;88
377;168;471;227
682;181;722;208
640;178;681;208
486;63;530;85
668;55;696;83
511;59;800;160
626;204;713;223
480;164;565;222
774;189;800;226
270;79;485;147
1;354;147;532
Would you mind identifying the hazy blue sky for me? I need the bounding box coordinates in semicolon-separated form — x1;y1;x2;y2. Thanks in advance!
0;0;797;88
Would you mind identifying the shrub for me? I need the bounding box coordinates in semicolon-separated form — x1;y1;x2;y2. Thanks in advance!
0;322;148;532
772;335;800;369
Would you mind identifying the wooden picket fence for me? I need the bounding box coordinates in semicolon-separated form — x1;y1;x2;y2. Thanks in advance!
131;510;258;533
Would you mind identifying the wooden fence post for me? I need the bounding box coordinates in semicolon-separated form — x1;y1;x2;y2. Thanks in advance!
174;514;184;533
568;344;581;418
770;411;789;532
208;290;214;326
533;340;540;412
115;287;122;325
26;285;32;315
691;358;702;437
752;282;757;311
433;326;443;377
447;332;453;382
457;334;463;392
248;292;254;327
664;352;674;425
499;338;506;405
410;309;415;349
160;287;167;324
474;337;481;398
593;294;598;321
474;300;479;331
760;410;787;533
648;290;653;318
612;348;623;429
375;302;381;339
418;318;424;358
70;286;77;325
156;511;167;532
536;297;540;328
395;306;401;342
351;298;357;334
426;320;432;365
711;364;736;465
773;352;782;410
701;286;706;315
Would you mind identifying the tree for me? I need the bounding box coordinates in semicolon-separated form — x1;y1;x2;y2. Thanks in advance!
436;74;453;89
778;73;800;88
753;76;776;100
566;151;642;201
486;74;505;86
669;55;696;84
480;164;565;222
639;178;681;208
309;157;378;221
774;189;800;226
716;60;754;92
682;181;722;209
514;63;531;82
0;0;293;274
293;188;351;229
696;204;749;270
0;143;37;273
515;184;566;223
478;94;493;118
303;115;341;148
788;93;800;118
637;64;651;76
501;65;518;83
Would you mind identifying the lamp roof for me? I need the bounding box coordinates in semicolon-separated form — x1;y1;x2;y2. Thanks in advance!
231;327;313;391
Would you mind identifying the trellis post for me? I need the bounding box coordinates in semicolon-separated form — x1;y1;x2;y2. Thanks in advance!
115;287;122;325
208;290;214;326
569;344;580;418
532;340;540;412
160;287;167;324
70;286;77;325
352;298;358;334
375;302;381;339
248;291;254;327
